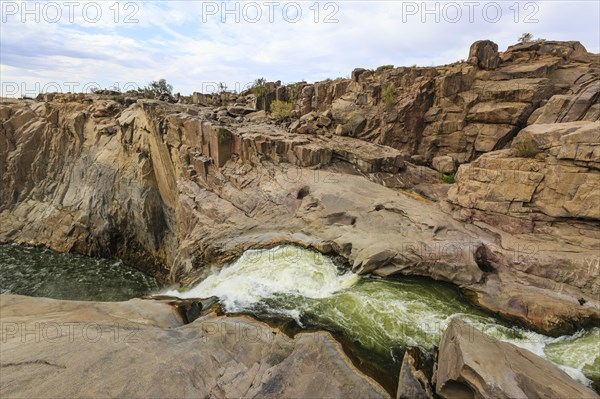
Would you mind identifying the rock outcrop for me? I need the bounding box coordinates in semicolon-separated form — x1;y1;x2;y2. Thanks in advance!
449;120;599;227
396;348;435;399
436;318;599;399
468;40;500;70
0;294;389;399
276;40;598;169
447;120;600;331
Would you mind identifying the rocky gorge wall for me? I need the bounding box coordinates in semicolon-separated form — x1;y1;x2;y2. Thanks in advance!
1;40;599;336
252;40;599;170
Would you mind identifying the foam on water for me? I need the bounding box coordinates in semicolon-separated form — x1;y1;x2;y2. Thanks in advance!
164;245;360;310
165;245;599;386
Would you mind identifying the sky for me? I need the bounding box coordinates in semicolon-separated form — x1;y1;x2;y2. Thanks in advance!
1;0;599;97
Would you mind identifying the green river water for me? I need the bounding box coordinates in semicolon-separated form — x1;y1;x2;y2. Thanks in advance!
1;244;597;389
164;245;599;388
0;244;160;301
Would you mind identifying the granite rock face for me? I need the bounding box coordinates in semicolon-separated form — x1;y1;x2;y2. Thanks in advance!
0;294;389;399
436;318;599;399
280;40;598;168
449;121;599;222
448;121;600;291
396;349;435;399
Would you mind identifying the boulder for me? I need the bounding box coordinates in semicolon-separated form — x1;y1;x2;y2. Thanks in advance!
300;85;315;115
245;110;268;123
351;114;367;136
436;318;599;399
227;106;255;116
468;40;500;70
352;68;368;82
192;92;209;106
470;123;517;153
432;156;455;174
466;102;533;125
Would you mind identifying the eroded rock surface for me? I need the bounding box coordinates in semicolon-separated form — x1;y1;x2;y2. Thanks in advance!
447;120;600;332
396;348;435;399
436;318;599;399
280;40;598;167
0;294;389;399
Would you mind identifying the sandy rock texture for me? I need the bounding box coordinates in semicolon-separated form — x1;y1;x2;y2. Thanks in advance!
0;294;389;399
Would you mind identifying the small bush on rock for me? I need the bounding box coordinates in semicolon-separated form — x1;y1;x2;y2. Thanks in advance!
518;33;533;43
376;65;394;73
440;172;456;184
270;100;294;120
383;84;395;112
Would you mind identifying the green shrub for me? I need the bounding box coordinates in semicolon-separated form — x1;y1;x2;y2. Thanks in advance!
250;78;267;98
250;78;268;109
270;100;294;120
376;65;394;73
518;33;546;44
518;33;533;43
512;133;539;158
143;79;173;97
383;84;395;112
183;153;191;166
286;83;302;103
440;172;456;184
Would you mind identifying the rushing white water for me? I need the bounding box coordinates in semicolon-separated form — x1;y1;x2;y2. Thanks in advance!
166;245;360;313
164;245;599;386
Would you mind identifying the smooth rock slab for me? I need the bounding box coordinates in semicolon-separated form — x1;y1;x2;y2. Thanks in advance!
0;295;389;399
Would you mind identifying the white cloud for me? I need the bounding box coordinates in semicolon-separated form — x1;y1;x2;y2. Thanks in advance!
1;0;598;97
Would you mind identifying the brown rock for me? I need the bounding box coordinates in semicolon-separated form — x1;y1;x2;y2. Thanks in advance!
0;295;389;399
2;40;599;340
467;102;533;125
396;349;434;399
468;40;500;70
432;156;455;174
246;110;268;123
436;318;598;399
191;92;209;106
450;121;600;221
352;68;368;82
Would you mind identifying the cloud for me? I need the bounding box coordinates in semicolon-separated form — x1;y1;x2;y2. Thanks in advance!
1;0;598;97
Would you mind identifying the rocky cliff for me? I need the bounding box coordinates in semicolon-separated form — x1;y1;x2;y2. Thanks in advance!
1;40;599;335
